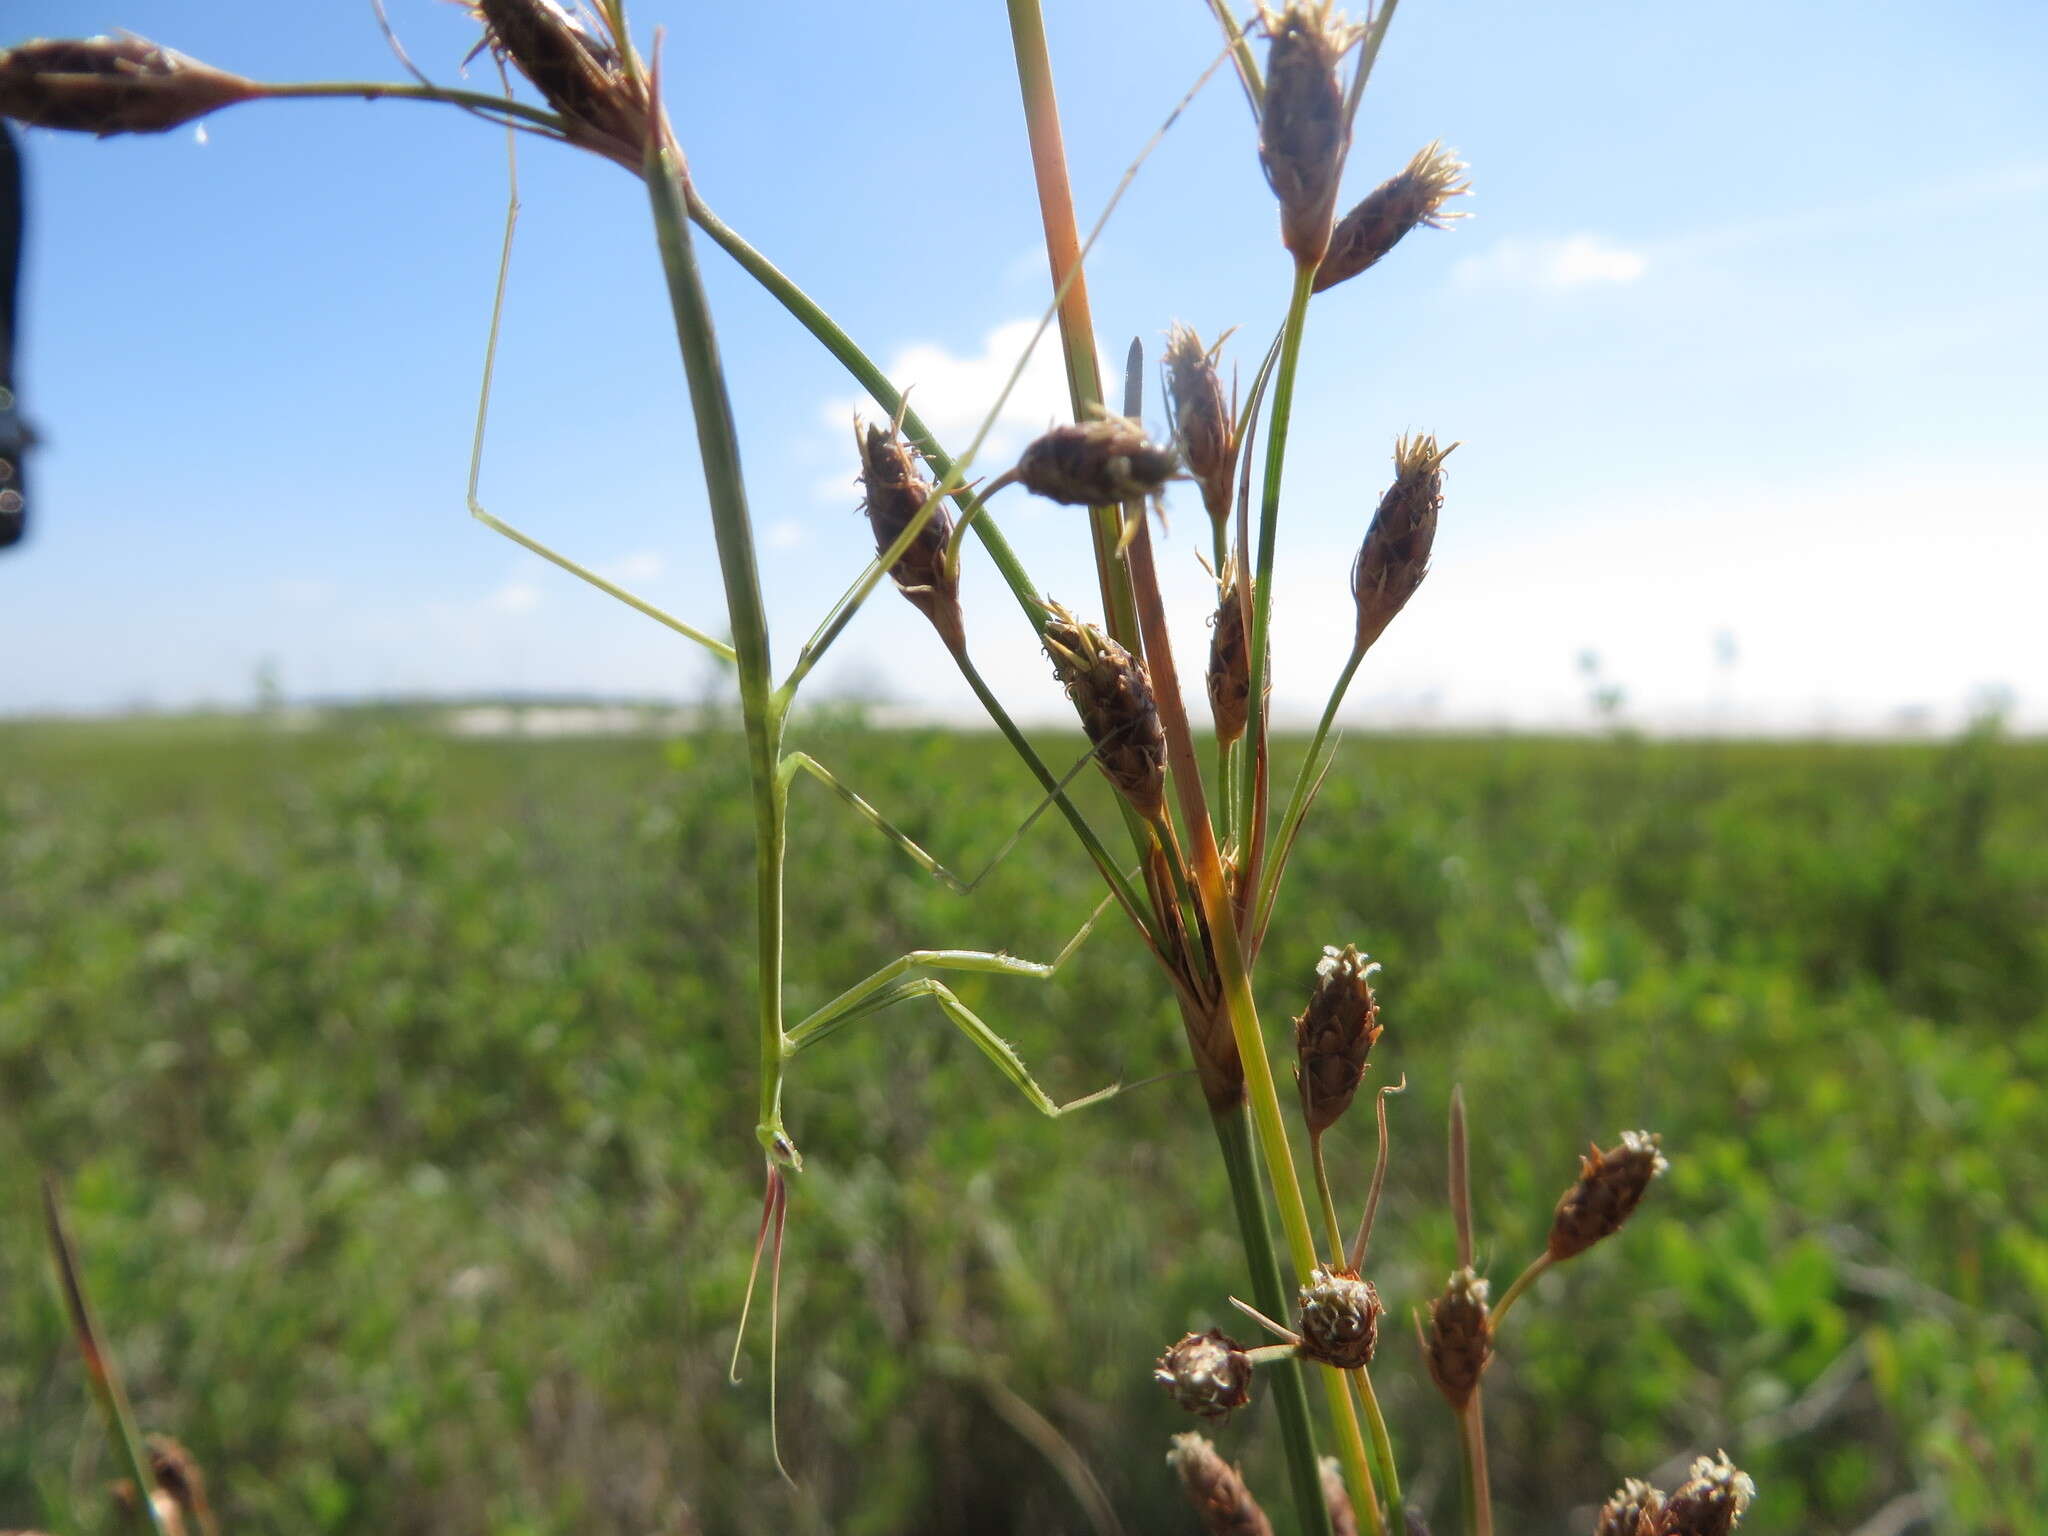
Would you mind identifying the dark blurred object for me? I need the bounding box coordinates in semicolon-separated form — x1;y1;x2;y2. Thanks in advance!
1;118;27;548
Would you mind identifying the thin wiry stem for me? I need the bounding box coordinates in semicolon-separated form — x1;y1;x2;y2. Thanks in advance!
461;121;737;663
1238;265;1318;885
1204;0;1265;114
1448;1084;1495;1536
1463;1396;1495;1536
1491;1251;1554;1327
1348;1078;1404;1273
1254;640;1364;942
1005;0;1139;653
41;1175;168;1536
1124;508;1376;1536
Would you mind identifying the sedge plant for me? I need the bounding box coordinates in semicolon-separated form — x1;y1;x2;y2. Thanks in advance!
1;5;1757;1532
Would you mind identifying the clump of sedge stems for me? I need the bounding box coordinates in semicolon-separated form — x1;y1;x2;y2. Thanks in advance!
3;3;1751;1530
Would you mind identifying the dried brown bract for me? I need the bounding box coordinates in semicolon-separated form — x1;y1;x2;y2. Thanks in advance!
1168;1433;1276;1536
1548;1129;1668;1262
1658;1452;1755;1536
1042;600;1167;820
1296;1264;1381;1369
1421;1266;1493;1410
0;36;260;136
1207;570;1252;747
1011;415;1178;508
1594;1479;1667;1536
855;416;965;652
1164;324;1237;527
1155;1328;1255;1420
1315;142;1472;293
1257;3;1360;266
1353;432;1453;654
469;0;650;166
1294;944;1382;1135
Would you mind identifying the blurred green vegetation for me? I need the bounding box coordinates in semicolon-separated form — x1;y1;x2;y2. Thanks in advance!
2;713;2043;1535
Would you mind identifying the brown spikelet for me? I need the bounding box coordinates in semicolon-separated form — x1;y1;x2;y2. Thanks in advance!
0;37;260;136
1011;416;1178;508
1315;142;1472;293
1422;1266;1494;1410
1256;3;1359;266
1319;1457;1360;1536
1548;1130;1668;1262
855;417;965;653
1594;1480;1667;1536
470;0;650;166
145;1434;216;1536
1207;570;1252;746
1294;944;1382;1135
1352;433;1453;654
1042;600;1167;820
1164;324;1238;527
1154;1329;1255;1420
1167;1433;1276;1536
1658;1452;1755;1536
1296;1264;1381;1369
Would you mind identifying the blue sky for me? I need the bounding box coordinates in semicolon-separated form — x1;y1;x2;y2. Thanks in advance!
2;0;2043;730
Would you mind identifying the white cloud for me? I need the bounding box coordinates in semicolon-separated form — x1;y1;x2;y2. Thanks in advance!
769;519;805;550
819;316;1074;491
599;550;666;584
1454;234;1647;290
490;580;542;615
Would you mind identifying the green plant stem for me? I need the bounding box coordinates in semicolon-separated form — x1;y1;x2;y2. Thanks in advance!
1310;1132;1348;1260
1462;1397;1495;1536
643;136;794;1164
41;1176;167;1536
1238;264;1319;877
1204;0;1265;112
1003;0;1142;655
955;653;1153;933
259;79;569;134
1214;1107;1332;1536
1254;643;1364;951
1125;519;1379;1536
1491;1251;1553;1326
1355;1367;1405;1530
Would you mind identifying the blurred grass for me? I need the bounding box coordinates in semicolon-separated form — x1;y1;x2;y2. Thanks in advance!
1;713;2043;1534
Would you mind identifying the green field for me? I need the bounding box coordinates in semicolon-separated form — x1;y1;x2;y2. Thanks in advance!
3;715;2043;1534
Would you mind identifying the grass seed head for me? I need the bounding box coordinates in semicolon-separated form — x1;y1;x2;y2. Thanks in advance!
1167;1432;1276;1536
470;0;650;165
1353;432;1453;655
0;37;260;136
1658;1452;1755;1536
1294;944;1382;1135
1422;1265;1494;1409
1207;570;1253;747
1594;1479;1667;1536
1296;1264;1381;1369
1012;416;1178;508
1154;1328;1255;1420
1257;3;1359;266
1314;142;1472;293
1548;1129;1668;1262
855;417;965;652
1042;600;1167;821
1164;324;1237;526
